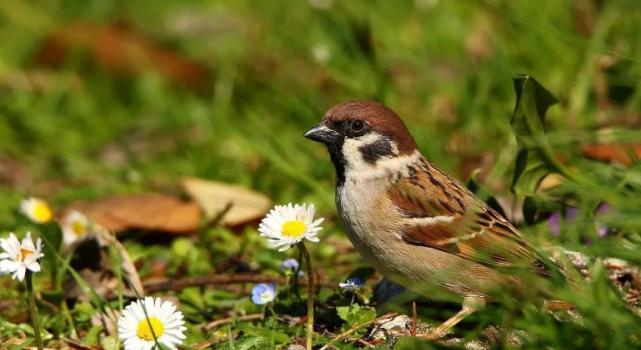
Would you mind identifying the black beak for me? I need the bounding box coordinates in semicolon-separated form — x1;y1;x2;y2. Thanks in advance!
304;123;339;144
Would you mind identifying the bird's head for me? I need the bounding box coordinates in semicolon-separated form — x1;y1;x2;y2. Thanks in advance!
304;100;418;183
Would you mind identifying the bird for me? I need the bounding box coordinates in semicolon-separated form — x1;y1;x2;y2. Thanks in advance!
304;100;552;338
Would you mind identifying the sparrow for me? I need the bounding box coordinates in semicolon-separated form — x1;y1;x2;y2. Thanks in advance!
304;100;551;338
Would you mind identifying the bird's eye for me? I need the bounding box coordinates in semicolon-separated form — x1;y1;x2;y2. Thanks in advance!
351;120;365;132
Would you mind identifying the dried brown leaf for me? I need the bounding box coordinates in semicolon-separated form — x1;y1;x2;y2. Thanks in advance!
180;177;272;227
36;21;211;90
65;193;201;234
537;173;566;192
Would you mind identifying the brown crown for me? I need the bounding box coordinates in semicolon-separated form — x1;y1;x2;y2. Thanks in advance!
324;100;417;154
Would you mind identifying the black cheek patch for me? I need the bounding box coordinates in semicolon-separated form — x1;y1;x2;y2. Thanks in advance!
359;138;394;164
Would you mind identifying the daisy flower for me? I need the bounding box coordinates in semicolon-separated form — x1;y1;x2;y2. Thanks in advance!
258;203;323;251
20;197;53;224
0;232;44;281
251;283;276;305
339;277;364;292
118;297;186;350
60;211;92;247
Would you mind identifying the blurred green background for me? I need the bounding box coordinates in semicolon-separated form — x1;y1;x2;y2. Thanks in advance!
1;0;639;214
2;0;641;348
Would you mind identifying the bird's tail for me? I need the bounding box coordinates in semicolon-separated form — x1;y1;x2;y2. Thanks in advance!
545;247;641;315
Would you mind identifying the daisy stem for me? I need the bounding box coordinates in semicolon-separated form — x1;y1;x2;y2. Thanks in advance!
26;271;44;350
299;242;314;350
293;248;303;300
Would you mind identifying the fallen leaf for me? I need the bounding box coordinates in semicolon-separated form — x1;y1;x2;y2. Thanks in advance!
581;144;641;166
180;177;272;227
35;21;211;90
65;193;201;234
538;173;566;192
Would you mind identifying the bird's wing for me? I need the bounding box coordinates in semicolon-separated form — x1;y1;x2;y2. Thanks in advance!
388;158;546;273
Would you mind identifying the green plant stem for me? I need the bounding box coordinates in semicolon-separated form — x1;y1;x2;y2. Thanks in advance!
61;300;78;339
299;242;314;350
26;271;44;350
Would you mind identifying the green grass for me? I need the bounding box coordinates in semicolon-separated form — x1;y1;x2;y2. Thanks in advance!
1;0;641;349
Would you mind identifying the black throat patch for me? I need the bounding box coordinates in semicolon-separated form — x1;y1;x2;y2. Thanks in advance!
358;137;394;164
326;135;346;186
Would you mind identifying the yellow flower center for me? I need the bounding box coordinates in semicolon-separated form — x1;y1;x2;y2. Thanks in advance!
32;202;53;223
137;317;164;341
71;220;87;237
281;220;307;238
19;248;33;262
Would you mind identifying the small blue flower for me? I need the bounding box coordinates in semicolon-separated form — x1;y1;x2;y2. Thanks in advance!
280;258;304;278
339;277;364;292
280;258;299;272
251;283;276;305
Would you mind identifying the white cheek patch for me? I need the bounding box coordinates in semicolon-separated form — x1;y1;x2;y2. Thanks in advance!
342;133;391;170
342;132;421;180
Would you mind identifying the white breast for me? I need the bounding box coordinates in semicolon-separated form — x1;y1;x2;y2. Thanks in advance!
336;172;509;298
335;149;421;276
336;177;409;279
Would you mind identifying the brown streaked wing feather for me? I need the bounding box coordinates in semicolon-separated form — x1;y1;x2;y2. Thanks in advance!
389;159;544;271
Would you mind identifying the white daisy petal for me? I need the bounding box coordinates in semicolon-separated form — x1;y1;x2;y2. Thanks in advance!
26;261;41;272
15;266;26;281
60;211;92;247
0;260;19;273
118;297;186;350
257;203;324;251
21;233;35;250
0;234;20;256
0;232;45;280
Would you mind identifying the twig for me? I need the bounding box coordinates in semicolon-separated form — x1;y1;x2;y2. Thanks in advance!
411;301;417;336
61;338;95;349
143;273;336;293
355;338;377;348
203;313;264;330
203;201;234;230
319;312;397;350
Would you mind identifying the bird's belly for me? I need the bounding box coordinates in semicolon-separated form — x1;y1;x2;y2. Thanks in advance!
336;183;422;283
336;184;511;298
